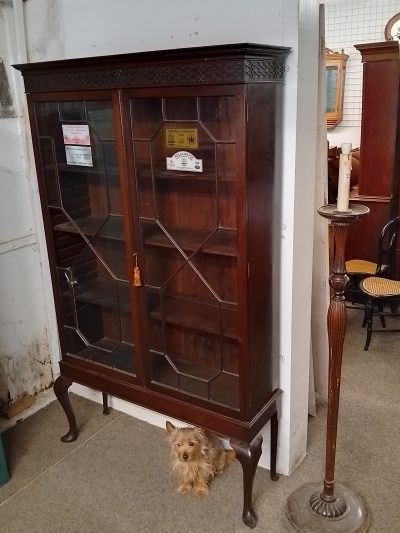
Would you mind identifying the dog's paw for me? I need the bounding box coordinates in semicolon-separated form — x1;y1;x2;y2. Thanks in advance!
177;484;191;495
195;484;209;497
225;449;236;465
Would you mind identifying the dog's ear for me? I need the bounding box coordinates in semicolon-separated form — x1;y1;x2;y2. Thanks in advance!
194;427;207;443
166;420;176;435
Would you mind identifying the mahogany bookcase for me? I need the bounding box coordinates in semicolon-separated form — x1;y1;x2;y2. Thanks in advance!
15;43;290;528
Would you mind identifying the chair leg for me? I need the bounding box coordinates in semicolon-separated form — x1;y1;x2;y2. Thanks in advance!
361;307;367;328
350;281;356;305
378;301;386;328
364;297;374;351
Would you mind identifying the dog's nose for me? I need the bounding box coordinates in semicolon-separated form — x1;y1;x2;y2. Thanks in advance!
182;453;189;460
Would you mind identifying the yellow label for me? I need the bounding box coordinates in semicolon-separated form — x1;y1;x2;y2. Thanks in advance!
166;128;198;149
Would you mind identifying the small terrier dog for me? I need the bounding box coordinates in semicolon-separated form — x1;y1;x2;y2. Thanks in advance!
166;420;236;497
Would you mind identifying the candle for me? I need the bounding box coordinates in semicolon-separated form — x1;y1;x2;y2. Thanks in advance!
336;142;352;211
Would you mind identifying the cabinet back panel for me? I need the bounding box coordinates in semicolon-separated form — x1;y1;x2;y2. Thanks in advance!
144;248;237;303
155;180;217;231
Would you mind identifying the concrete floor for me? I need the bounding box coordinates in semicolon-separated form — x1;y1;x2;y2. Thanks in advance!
0;309;399;532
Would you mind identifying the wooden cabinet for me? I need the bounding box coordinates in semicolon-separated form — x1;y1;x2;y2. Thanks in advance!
14;44;289;527
348;42;400;277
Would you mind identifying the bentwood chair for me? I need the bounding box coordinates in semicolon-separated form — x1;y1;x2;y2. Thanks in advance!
359;276;400;350
345;216;400;308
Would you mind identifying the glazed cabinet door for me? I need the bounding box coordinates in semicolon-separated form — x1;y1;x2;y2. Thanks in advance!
123;87;246;413
29;92;140;380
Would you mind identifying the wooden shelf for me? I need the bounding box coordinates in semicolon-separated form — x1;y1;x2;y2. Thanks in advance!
54;215;124;241
137;166;235;183
142;225;237;257
148;292;238;339
151;352;239;410
56;162;119;177
75;338;135;374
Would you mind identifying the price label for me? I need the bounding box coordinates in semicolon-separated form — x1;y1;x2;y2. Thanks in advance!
166;128;198;149
166;151;202;173
65;145;93;167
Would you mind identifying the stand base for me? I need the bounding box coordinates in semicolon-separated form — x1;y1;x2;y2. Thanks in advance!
286;482;371;532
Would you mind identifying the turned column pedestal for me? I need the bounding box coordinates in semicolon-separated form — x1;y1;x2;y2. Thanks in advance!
286;204;371;532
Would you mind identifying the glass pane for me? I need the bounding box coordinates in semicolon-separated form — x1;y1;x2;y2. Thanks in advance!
103;141;121;214
59;101;85;121
217;143;237;229
326;66;338;113
130;98;163;139
35;99;136;377
191;245;238;304
199;96;237;141
132;95;239;409
134;141;156;219
164;97;198;120
86;101;115;140
59;242;135;373
37;138;61;207
35;101;60;136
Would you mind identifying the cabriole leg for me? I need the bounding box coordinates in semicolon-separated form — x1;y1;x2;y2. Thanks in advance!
270;411;279;481
54;376;78;442
230;435;263;529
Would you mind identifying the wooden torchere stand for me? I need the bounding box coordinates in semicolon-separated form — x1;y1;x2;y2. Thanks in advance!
286;204;371;532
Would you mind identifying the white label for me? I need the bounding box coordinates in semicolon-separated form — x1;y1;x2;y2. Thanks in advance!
62;124;90;145
166;151;203;173
65;145;93;167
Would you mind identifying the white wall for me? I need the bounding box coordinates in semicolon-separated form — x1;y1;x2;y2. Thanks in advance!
7;0;320;476
281;0;320;472
325;0;400;148
311;5;331;403
0;1;53;410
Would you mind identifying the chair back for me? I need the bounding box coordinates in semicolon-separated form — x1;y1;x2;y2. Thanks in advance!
376;216;400;275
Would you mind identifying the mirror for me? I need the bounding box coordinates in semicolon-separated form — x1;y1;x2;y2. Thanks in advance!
326;48;348;129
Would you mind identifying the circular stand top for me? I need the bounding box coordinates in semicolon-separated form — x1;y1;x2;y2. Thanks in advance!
318;204;370;221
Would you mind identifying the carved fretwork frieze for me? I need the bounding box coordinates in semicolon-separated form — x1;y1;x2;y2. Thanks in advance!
23;58;287;93
244;59;287;81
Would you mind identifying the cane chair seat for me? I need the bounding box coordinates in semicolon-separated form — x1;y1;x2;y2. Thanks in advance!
359;276;400;350
345;259;388;276
360;277;400;298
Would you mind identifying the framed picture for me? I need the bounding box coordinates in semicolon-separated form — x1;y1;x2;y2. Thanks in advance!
385;12;400;40
325;49;348;129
